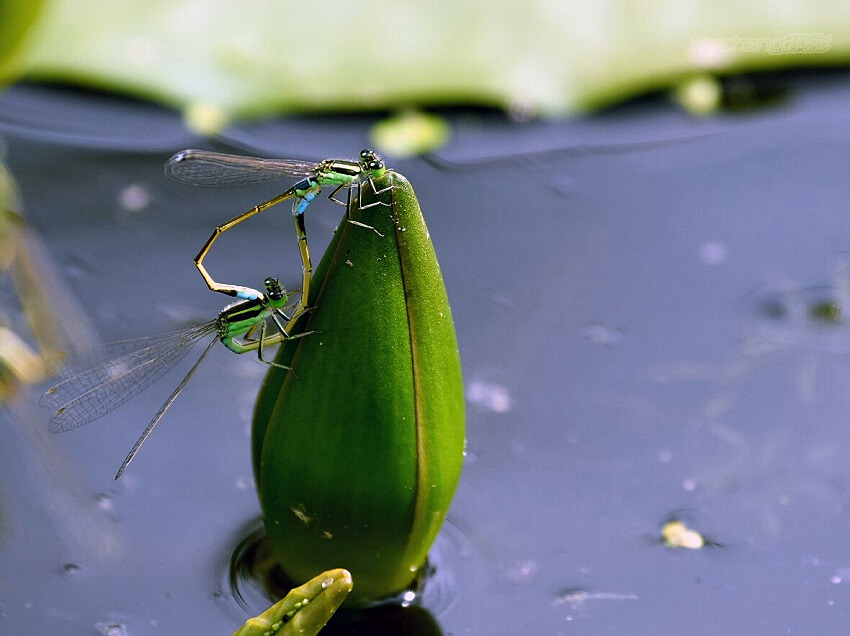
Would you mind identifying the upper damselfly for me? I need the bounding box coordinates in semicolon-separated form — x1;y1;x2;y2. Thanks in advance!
164;148;392;327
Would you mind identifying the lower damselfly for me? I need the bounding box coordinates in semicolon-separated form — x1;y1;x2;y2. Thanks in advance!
41;277;307;479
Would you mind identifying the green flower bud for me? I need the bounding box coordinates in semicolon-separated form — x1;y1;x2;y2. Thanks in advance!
252;169;464;602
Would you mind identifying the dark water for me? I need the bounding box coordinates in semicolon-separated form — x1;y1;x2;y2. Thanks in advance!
1;73;850;635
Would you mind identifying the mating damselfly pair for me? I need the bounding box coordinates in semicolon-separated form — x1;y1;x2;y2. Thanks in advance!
42;148;393;478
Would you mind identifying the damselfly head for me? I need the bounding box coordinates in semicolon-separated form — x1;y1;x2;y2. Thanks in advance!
264;277;286;302
360;149;386;176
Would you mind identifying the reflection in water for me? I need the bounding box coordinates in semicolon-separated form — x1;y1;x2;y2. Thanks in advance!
647;261;850;548
554;587;640;609
753;285;850;352
552;586;639;625
752;258;850;347
229;529;442;635
229;524;428;613
2;348;131;565
465;380;512;413
226;517;473;634
0;162;128;562
0;163;98;374
580;322;623;347
321;604;443;636
697;241;728;266
228;520;290;614
674;74;790;117
117;183;153;214
0;84;194;151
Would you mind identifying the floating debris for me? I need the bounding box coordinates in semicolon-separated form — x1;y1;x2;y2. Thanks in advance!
61;563;82;576
95;623;128;636
660;519;720;550
554;587;639;609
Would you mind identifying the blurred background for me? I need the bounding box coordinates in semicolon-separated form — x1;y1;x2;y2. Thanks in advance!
1;2;850;635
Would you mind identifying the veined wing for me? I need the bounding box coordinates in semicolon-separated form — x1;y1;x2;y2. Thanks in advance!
42;322;217;432
47;326;208;384
164;149;319;187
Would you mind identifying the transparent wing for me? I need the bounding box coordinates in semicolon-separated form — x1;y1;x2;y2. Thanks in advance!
46;327;206;385
114;337;219;480
164;149;319;187
42;322;217;432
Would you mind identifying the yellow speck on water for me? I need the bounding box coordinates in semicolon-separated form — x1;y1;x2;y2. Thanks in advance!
661;520;706;549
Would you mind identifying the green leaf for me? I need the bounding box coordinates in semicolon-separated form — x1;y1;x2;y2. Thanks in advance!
12;1;850;117
253;170;464;603
0;0;44;82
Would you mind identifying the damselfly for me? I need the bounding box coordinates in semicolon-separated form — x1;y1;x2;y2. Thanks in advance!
41;277;306;479
164;148;392;328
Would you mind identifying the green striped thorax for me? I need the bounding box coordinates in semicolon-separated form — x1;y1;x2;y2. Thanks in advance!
252;166;464;602
312;149;385;188
217;277;288;342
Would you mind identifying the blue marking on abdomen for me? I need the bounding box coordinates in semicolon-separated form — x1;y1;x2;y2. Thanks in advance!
236;289;261;300
295;189;319;215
